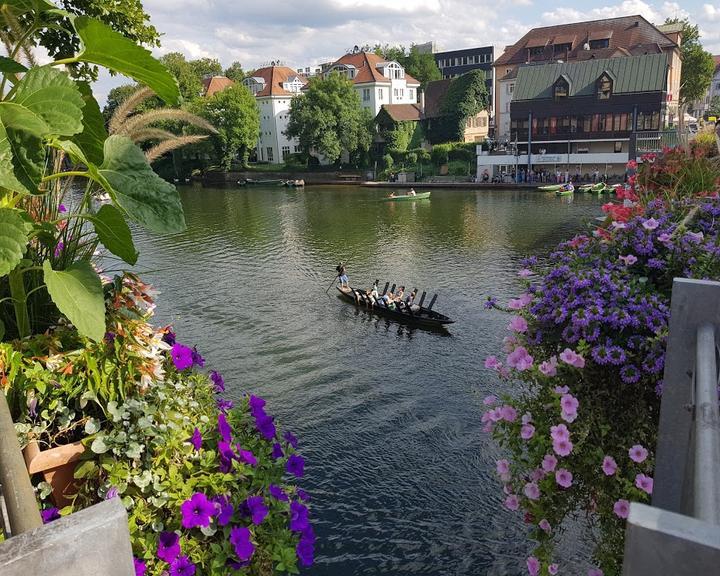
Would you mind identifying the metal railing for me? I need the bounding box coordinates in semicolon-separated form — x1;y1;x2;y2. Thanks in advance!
622;278;720;575
634;130;689;154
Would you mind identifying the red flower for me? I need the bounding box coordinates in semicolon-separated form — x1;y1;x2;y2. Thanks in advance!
626;159;637;170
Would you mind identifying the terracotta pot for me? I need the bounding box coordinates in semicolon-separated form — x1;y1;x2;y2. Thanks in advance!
23;439;86;507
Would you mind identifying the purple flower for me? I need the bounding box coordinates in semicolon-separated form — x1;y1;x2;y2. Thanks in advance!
549;564;559;575
629;444;648;463
180;492;216;529
284;431;299;448
272;442;284;459
614;499;630;518
286;454;305;477
297;489;310;501
245;496;269;525
553;438;573;457
54;241;64;258
169;555;196;576
189;427;202;451
238;449;258;467
524;482;540;500
588;569;604;576
58;203;67;213
289;501;309;532
542;454;558;472
41;507;61;523
191;347;205;367
527;556;540;576
133;558;146;576
218;413;232;443
171;344;194;371
538;519;551;533
521;424;535;440
635;473;654;494
484;296;497;309
560;394;579;423
619;254;638;266
507;346;534;371
254;413;277;441
296;525;315;566
496;459;510;475
504;494;520;510
518;268;533;278
210;370;225;392
482;393;498;404
157;531;181;563
162;330;176;346
508;315;528;333
499;405;517;422
555;468;573;488
248;394;266;413
213;495;234;526
602;456;618;476
657;232;672;244
642;218;659;230
539;356;558;376
217;398;234;412
105;486;119;500
229;526;255;561
559;348;585;368
550;424;570;442
269;484;289;501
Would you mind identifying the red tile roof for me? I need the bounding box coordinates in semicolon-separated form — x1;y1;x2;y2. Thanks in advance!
247;66;307;97
494;15;677;67
381;103;423;122
202;76;234;97
328;52;420;86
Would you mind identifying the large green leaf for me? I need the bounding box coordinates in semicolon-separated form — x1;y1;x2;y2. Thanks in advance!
0;102;49;136
6;128;44;192
1;0;57;15
0;208;29;276
13;66;84;137
0;56;27;75
98;136;185;233
73;17;179;106
88;204;138;265
43;260;105;342
0;122;31;193
73;82;107;165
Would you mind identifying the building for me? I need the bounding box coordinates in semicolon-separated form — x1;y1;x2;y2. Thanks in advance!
493;15;682;142
201;76;235;98
478;53;668;180
242;66;307;164
323;51;420;116
690;55;720;120
433;46;494;103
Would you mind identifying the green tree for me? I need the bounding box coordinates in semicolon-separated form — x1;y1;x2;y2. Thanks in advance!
426;70;489;143
665;18;716;105
194;84;259;170
189;57;223;79
160;52;203;103
285;73;373;164
403;45;442;88
224;61;246;82
103;83;141;121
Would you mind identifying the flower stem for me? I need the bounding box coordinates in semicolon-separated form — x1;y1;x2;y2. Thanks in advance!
8;267;30;338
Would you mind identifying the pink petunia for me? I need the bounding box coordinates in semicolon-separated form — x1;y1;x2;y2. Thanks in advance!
530;468;545;482
538;519;551;533
484;357;501;369
588;569;604;576
550;424;570;442
553;438;573;457
554;385;570;395
503;335;518;352
496;459;510;475
613;499;630;519
642;218;659;230
518;268;534;278
483;394;498;405
539;356;558;377
526;556;540;576
508;316;528;333
657;232;672;244
602;456;618;476
524;482;540;500
619;254;638;266
555;468;573;488
521;424;536;440
521;413;533;425
549;565;559;575
559;348;585;368
500;405;518;422
541;454;558;472
635;474;654;494
508;293;533;310
507;346;534;371
629;444;648;463
504;494;520;511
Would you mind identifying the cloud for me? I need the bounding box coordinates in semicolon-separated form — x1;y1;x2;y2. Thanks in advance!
704;3;720;21
541;0;688;25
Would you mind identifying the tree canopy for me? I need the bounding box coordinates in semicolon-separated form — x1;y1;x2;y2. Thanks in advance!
285;73;373;164
224;61;246;82
193;84;259;170
426;70;489;144
664;18;716;105
371;44;441;88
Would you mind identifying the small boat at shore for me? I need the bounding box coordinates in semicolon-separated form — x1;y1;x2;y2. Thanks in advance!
578;183;606;194
381;191;431;202
555;183;574;196
283;179;305;187
538;184;563;191
336;285;453;329
237;178;286;186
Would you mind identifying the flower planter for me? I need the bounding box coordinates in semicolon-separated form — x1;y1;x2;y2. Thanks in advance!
23;439;85;508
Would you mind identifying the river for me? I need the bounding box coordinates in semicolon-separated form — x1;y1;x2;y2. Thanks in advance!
130;184;604;575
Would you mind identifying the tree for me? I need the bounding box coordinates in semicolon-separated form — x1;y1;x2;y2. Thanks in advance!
224;61;246;82
160;52;204;103
426;70;489;143
193;84;260;170
664;18;716;105
372;44;441;88
189;57;223;79
104;83;142;121
285;74;373;164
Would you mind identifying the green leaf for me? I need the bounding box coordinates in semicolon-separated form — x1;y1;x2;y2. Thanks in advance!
73;17;179;105
0;56;27;74
1;0;57;15
0;318;5;341
0;208;29;275
0;102;49;136
98;136;185;233
90;436;108;454
13;65;84;136
88;204;138;265
6;128;44;193
73;82;107;165
43;260;106;342
0;122;31;193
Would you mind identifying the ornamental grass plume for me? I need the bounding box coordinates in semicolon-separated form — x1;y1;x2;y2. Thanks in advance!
483;149;720;575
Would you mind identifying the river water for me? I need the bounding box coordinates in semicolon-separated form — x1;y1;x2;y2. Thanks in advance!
130;185;603;575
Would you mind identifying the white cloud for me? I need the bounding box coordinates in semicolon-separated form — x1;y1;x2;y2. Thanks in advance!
541;0;688;25
704;3;720;21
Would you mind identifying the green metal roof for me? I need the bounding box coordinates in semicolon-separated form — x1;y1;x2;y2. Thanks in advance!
513;53;667;100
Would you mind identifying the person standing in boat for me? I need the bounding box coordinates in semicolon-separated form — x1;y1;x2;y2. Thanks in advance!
336;262;349;289
409;188;416;196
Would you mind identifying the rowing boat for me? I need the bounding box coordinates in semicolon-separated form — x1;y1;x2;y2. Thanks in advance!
555;183;574;196
538;184;562;191
336;285;453;329
381;191;431;201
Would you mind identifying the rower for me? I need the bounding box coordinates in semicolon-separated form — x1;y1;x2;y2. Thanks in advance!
408;188;416;196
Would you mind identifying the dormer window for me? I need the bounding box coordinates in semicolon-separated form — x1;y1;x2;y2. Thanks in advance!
589;38;609;49
553;43;572;55
528;46;545;57
597;73;613;100
326;64;356;80
553;76;570;101
380;61;404;79
242;77;266;95
282;76;304;93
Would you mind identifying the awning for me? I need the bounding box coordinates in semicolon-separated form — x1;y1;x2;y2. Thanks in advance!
552;34;577;46
525;38;549;49
589;30;613;41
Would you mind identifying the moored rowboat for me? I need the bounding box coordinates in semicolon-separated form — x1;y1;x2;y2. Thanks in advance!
555;183;574;196
381;191;431;201
538;184;562;191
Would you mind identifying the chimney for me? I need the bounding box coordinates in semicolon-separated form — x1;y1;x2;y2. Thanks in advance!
419;89;425;113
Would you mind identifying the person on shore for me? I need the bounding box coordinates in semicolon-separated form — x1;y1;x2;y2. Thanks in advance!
336;262;349;289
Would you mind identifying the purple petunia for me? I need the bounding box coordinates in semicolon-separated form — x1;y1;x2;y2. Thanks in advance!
218;413;232;443
289;500;309;532
245;496;269;525
504;494;520;510
272;442;284;459
157;531;181;563
555;468;573;488
105;486;119;500
268;484;289;501
191;347;205;368
133;558;146;576
210;370;225;392
296;525;315;567
238;449;258;467
171;344;194;371
635;473;654;494
297;489;310;502
169;555;196;576
284;431;299;448
286;454;305;477
229;526;255;561
54;241;64;258
213;495;234;526
629;444;648;463
58;203;67;213
217;398;234;412
613;499;630;519
189;427;202;451
602;456;618;476
41;507;61;523
180;492;216;529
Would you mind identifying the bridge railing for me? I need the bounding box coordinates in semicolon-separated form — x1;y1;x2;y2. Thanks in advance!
622;278;720;575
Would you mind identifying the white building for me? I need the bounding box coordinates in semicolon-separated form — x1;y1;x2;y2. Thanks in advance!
323;51;420;116
242;66;308;164
690;56;720;120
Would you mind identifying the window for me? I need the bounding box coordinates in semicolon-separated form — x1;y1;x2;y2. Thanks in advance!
589;39;610;49
553;77;569;101
408;89;414;101
614;141;623;153
508;83;514;95
378;88;384;100
468;55;475;64
529;46;545;56
267;147;274;162
637;111;660;131
293;145;301;153
362;88;371;101
385;62;404;79
553;43;572;55
282;146;290;160
597;74;613;100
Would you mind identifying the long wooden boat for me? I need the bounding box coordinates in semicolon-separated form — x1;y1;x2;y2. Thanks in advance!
238;178;286;186
381;191;431;202
336;285;453;329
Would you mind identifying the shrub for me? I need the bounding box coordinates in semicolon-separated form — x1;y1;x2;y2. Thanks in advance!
384;153;394;170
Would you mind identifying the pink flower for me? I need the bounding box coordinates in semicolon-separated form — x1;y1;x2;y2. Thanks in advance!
496;459;510;475
560;394;579;423
554;385;569;395
508;293;533;309
619;254;637;266
503;335;518;352
521;413;533;425
539;356;558;377
635;473;654;494
538;518;551;533
524;482;540;500
642;218;659;230
549;564;559;575
484;357;501;370
521;424;536;440
507;346;534;371
526;556;540;576
657;232;672;244
483;394;497;405
508;316;528;333
602;456;617;476
588;569;604;576
518;268;533;278
613;499;630;519
500;405;518;422
504;494;520;511
530;468;545;482
553;438;573;457
542;454;558;472
559;349;585;368
629;444;648;463
555;468;573;488
550;424;570;442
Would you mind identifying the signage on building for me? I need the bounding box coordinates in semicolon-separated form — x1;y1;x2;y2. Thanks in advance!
534;154;564;163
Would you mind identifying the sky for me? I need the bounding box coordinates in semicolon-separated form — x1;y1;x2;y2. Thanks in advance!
93;0;720;104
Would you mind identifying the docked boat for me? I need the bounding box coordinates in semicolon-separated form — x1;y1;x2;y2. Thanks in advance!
284;179;305;187
381;191;431;202
238;178;286;186
538;184;563;191
579;183;606;194
336;285;453;329
555;183;574;196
